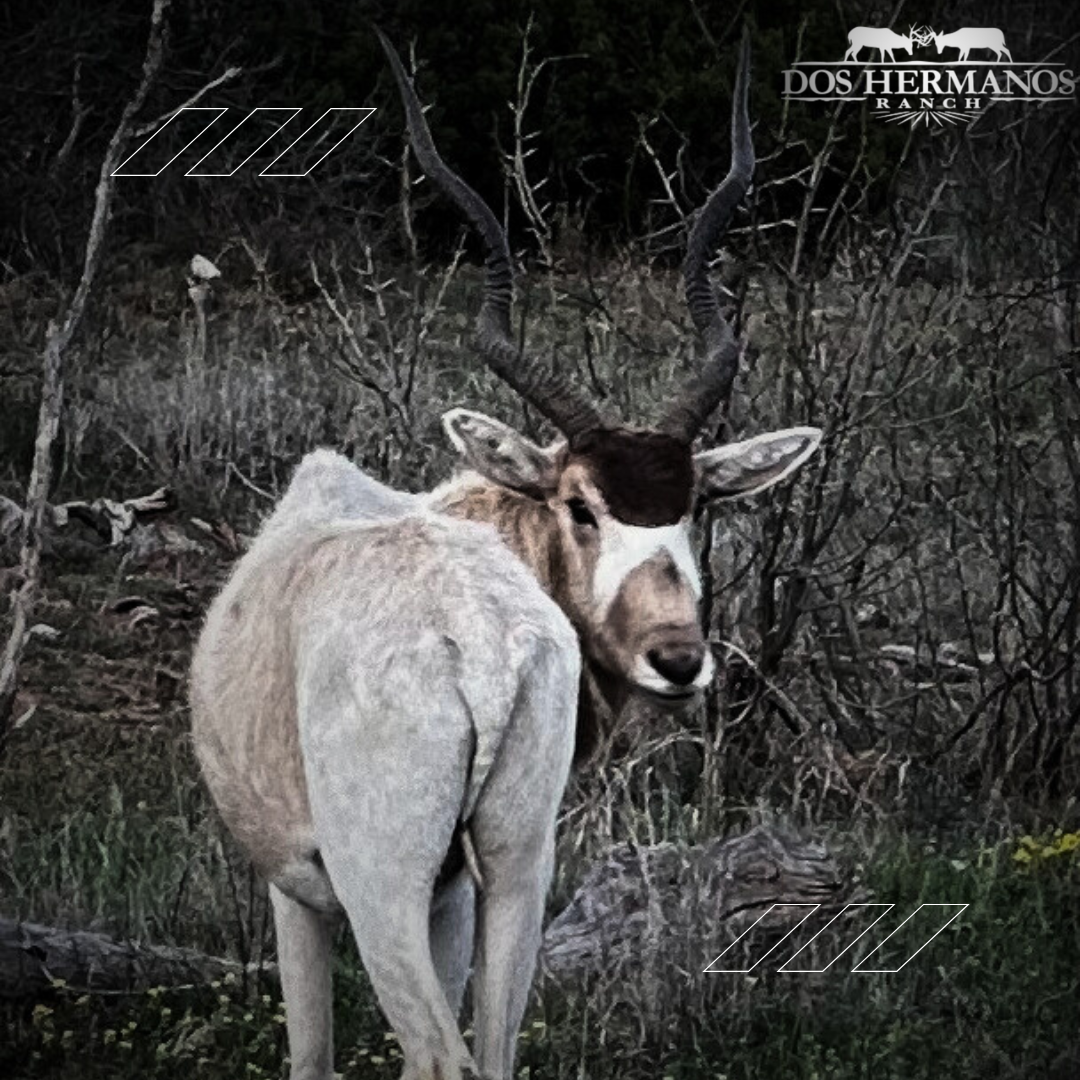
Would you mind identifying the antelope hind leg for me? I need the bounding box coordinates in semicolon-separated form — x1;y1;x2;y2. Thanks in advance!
469;637;577;1080
312;792;476;1080
270;884;337;1080
298;668;479;1078
430;866;476;1019
471;840;555;1079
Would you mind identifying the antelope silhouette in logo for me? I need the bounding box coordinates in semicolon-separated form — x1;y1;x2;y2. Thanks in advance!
930;27;1012;63
844;25;925;63
190;28;822;1080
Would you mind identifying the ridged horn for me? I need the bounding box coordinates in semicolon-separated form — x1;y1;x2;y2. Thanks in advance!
377;28;606;441
660;29;755;444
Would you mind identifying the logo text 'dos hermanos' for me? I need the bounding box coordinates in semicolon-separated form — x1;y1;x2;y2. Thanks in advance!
784;25;1075;126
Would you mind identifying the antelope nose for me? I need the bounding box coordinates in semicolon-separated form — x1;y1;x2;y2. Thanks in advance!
647;644;705;687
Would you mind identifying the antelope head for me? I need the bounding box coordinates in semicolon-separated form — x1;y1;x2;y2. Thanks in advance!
379;30;822;710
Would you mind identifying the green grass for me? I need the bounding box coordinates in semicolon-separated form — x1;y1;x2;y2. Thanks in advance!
6;644;1078;1080
3;833;1077;1079
1;250;1078;1077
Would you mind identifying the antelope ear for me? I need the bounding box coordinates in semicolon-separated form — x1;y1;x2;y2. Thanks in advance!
442;408;562;494
694;427;822;501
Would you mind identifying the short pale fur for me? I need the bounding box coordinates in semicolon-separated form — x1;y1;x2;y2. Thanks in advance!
192;450;580;1080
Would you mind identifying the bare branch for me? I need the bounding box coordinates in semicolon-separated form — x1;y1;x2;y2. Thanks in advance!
0;0;172;744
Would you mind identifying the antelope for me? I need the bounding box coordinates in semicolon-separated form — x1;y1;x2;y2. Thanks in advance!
191;26;823;1080
192;451;579;1080
930;27;1012;63
843;25;920;63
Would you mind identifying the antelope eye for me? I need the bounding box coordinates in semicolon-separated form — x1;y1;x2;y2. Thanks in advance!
566;498;598;529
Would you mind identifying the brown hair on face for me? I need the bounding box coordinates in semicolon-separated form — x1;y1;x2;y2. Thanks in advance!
568;428;694;526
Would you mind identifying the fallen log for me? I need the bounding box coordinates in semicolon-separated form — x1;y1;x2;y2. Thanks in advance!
0;917;263;997
539;823;856;979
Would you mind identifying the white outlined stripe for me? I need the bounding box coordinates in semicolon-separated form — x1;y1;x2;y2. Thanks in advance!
111;106;376;178
777;903;893;972
111;107;228;177
703;902;970;974
186;107;302;177
852;903;968;973
259;108;376;177
703;904;821;973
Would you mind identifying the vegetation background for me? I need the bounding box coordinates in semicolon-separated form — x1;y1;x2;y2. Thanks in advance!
1;0;1078;1076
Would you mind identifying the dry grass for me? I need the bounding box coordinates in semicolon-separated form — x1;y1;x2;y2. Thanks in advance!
1;235;1078;1077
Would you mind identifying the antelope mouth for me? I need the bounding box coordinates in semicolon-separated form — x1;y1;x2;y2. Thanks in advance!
642;684;700;704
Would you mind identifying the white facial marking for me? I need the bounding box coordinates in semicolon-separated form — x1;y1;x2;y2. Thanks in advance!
593;519;700;615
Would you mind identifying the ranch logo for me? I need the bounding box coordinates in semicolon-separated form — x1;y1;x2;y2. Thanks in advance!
784;25;1076;126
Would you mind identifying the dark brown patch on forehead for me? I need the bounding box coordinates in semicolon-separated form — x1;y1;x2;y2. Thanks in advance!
569;427;693;526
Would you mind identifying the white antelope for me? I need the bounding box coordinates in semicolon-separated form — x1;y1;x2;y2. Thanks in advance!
191;28;822;1080
192;451;579;1080
931;27;1012;63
